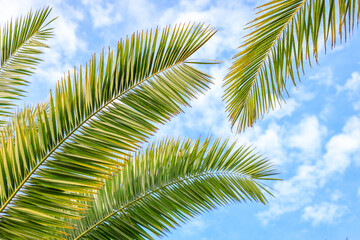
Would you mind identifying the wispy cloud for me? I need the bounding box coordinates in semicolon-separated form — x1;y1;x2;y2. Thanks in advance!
81;0;122;28
337;71;360;94
181;217;208;236
288;116;327;159
309;67;334;86
302;202;347;225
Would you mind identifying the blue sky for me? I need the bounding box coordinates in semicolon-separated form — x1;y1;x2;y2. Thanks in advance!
1;0;360;239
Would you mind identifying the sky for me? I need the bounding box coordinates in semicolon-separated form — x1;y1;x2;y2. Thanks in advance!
1;0;360;239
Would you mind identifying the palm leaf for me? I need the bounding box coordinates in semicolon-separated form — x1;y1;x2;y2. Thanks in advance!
0;7;54;126
0;23;216;239
224;0;360;132
68;138;278;240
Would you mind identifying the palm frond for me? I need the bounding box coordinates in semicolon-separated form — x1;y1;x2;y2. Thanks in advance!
0;7;54;126
224;0;360;132
0;23;216;239
69;138;279;240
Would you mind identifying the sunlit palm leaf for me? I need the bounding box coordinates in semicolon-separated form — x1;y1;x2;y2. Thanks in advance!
224;0;360;132
0;23;216;239
0;7;54;126
69;138;278;240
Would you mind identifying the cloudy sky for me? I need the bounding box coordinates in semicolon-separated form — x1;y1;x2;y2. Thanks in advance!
1;0;360;239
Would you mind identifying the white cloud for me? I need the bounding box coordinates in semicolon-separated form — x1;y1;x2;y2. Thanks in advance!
267;99;299;119
288;116;327;158
291;86;315;101
320;116;360;177
336;71;360;111
49;9;87;58
309;67;333;86
81;0;122;28
258;115;360;224
180;217;208;236
302;202;347;225
352;99;360;110
241;115;326;167
319;103;333;120
330;190;343;201
122;0;157;29
239;122;287;165
337;71;360;94
0;0;37;23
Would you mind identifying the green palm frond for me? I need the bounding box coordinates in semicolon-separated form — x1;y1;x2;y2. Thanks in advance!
224;0;360;132
0;7;54;126
69;138;278;240
0;23;216;239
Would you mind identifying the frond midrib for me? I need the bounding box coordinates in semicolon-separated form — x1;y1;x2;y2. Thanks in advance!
236;0;308;119
0;59;189;214
73;170;255;240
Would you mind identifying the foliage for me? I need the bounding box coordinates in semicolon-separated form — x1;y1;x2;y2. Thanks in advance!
0;7;278;240
68;138;277;239
224;0;360;132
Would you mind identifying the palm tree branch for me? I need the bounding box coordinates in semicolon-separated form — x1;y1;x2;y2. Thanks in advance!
69;138;278;239
224;0;360;132
74;170;270;240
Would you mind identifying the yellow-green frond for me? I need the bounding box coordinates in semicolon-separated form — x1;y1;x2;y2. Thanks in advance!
68;138;279;240
224;0;360;132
